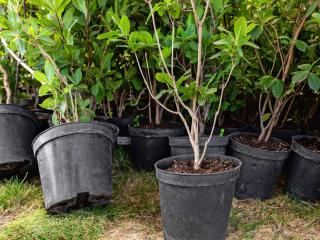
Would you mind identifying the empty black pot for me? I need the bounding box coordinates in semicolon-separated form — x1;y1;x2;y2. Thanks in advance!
129;123;184;170
286;135;320;202
155;154;241;240
33;122;118;213
169;136;229;156
0;104;38;178
230;132;290;200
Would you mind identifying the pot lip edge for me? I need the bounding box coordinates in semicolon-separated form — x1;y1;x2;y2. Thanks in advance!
32;122;118;151
292;135;320;157
155;154;242;177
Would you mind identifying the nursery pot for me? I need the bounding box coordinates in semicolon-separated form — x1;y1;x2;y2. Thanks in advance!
0;104;38;178
107;116;133;136
33;122;118;213
169;136;229;156
286;135;320;202
230;132;290;200
129;123;184;170
33;109;51;134
155;154;241;240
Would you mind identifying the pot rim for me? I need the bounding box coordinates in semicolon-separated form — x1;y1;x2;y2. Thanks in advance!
155;154;242;177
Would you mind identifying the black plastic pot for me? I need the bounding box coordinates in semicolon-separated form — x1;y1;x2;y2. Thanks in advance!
129;123;184;170
230;132;290;200
33;122;118;213
286;136;320;202
33;109;51;134
155;154;241;240
107;116;133;136
169;136;229;156
0;104;38;178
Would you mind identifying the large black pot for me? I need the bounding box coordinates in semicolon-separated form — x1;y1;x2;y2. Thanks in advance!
129;123;184;170
0;104;38;178
286;135;320;202
169;136;229;156
33;122;118;213
155;154;241;240
230;132;290;200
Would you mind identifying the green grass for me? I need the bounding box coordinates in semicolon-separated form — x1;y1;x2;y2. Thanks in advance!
0;166;160;240
0;150;319;240
0;178;42;213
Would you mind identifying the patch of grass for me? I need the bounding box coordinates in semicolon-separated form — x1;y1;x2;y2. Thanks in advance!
0;178;42;213
0;170;160;240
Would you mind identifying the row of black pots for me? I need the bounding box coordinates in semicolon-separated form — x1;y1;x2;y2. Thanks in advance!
0;104;119;214
153;133;320;240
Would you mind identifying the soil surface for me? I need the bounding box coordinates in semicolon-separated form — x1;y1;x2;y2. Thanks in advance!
167;158;237;174
296;137;320;152
234;135;290;151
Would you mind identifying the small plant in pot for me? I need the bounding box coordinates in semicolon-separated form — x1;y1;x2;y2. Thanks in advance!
229;0;319;200
1;0;119;213
99;12;185;170
134;0;256;239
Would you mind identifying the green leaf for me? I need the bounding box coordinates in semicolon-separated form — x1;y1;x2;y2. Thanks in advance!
39;85;51;96
292;71;309;84
306;2;318;17
44;61;55;82
73;68;82;85
72;0;88;18
155;73;173;87
34;71;48;84
40;97;56;109
272;80;284;99
262;113;271;122
120;16;130;36
295;40;308;52
234;17;247;42
298;64;312;71
308;73;320;91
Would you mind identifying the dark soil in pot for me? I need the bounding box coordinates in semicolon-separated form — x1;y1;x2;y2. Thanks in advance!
155;154;241;240
32;122;118;214
0;104;38;179
230;132;290;200
169;135;229;156
129;122;184;171
286;135;320;202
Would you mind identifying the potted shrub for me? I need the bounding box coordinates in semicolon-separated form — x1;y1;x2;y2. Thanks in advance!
286;135;320;202
99;12;185;170
0;8;38;179
132;0;256;239
229;0;319;200
1;0;118;213
94;2;146;136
